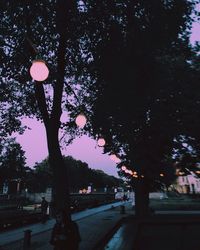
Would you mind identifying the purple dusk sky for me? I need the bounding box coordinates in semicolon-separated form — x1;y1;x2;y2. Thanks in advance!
15;118;119;177
14;11;200;178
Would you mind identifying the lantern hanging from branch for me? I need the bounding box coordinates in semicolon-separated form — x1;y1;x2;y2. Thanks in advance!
30;59;49;81
75;113;87;128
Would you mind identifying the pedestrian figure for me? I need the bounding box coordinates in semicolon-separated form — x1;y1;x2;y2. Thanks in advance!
41;197;48;223
17;198;24;210
123;194;127;202
50;210;81;250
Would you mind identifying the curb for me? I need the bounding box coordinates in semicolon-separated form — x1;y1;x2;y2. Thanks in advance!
92;216;127;250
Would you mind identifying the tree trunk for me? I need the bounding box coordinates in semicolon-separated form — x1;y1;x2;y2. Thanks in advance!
46;122;70;219
135;178;150;218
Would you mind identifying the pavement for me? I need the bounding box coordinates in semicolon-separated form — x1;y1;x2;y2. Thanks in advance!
104;211;200;250
2;197;200;250
0;201;132;250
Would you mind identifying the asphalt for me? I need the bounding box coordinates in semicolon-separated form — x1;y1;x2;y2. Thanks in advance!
0;201;132;250
1;199;200;250
104;211;200;250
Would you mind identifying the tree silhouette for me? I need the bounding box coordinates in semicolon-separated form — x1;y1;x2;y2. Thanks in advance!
0;138;26;193
74;0;199;216
1;0;199;219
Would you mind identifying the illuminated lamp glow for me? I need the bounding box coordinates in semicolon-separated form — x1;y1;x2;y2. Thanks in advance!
75;114;87;128
110;154;121;164
115;157;121;164
30;59;49;81
121;166;127;171
129;170;133;175
97;138;106;147
110;154;117;161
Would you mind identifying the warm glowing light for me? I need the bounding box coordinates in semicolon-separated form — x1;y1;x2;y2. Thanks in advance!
121;166;127;171
133;171;137;175
196;171;200;174
97;138;106;147
110;154;117;161
30;59;49;81
179;171;185;175
75;114;87;128
115;157;121;164
128;170;133;175
110;154;121;163
160;173;164;177
141;175;144;178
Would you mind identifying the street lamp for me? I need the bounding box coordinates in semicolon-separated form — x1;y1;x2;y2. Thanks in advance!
121;166;127;171
75;113;87;128
109;154;121;163
30;59;49;81
115;156;121;164
97;138;106;147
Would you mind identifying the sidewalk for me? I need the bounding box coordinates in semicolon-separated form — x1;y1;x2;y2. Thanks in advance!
0;201;133;250
104;212;200;250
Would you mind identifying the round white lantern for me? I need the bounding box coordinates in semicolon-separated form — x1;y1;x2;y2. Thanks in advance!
30;59;49;81
97;138;106;147
121;166;127;171
75;114;87;128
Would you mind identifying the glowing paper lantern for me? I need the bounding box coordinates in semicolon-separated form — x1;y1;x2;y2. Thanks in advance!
115;157;121;164
97;138;106;147
110;154;117;161
30;59;49;81
128;170;133;175
121;166;127;171
75;114;87;128
110;154;121;164
160;173;164;177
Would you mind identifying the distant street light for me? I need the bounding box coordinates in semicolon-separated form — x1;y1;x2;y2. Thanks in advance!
128;170;133;175
75;113;87;128
97;138;106;147
110;154;121;164
30;59;49;81
109;154;120;163
115;157;121;164
121;166;127;171
110;154;117;161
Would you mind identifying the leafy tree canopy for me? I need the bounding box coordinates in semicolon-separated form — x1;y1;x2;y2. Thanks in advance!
0;137;26;187
25;156;123;192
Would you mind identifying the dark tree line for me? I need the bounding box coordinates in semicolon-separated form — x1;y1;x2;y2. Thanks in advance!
0;138;26;193
25;156;123;193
